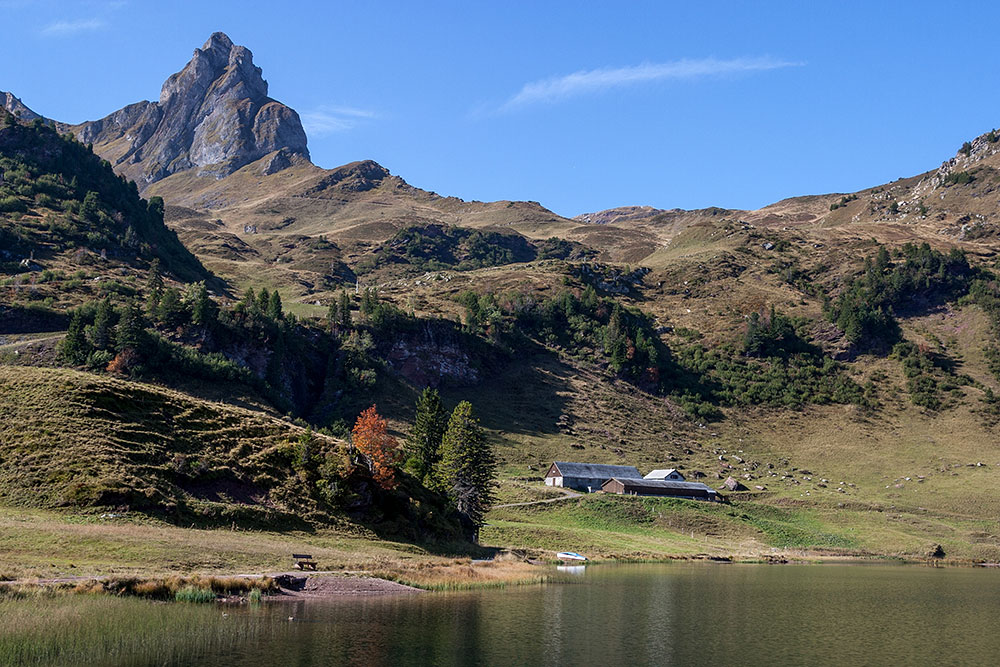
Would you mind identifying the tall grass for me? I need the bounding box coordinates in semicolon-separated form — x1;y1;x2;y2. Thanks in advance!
0;595;272;665
75;575;275;601
174;585;216;603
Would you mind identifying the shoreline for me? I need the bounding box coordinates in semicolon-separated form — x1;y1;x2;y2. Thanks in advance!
3;550;998;604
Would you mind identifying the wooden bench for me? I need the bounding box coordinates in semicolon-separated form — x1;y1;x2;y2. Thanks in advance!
292;553;317;571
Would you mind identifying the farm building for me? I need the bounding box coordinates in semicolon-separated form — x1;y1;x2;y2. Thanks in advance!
644;469;685;481
544;461;642;492
602;477;720;502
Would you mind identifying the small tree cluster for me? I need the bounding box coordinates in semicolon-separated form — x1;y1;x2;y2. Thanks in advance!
57;297;151;373
328;290;352;330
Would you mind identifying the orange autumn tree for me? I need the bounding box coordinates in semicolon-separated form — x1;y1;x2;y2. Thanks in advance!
352;405;402;490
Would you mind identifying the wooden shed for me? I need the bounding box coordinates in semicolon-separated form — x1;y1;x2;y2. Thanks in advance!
602;477;720;502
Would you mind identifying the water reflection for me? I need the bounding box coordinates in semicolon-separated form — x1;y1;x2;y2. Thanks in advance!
8;564;1000;666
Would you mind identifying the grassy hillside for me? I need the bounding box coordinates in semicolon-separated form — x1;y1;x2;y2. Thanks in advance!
8;88;1000;576
0;112;208;284
0;366;464;543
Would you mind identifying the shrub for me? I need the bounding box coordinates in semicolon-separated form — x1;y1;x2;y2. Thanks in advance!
0;195;26;213
944;171;974;186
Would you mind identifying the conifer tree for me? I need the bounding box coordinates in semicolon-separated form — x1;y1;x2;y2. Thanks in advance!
434;401;496;534
115;301;146;353
88;298;114;350
156;287;185;327
238;287;256;315
146;258;164;291
58;310;89;364
257;288;271;316
339;290;352;328
328;299;340;326
605;303;629;372
188;282;215;327
406;388;448;482
267;290;283;320
81;190;100;221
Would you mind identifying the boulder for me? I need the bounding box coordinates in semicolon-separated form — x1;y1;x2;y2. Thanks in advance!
722;476;747;492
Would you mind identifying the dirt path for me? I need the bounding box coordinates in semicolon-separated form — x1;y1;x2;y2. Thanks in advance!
272;574;422;598
0;333;64;352
493;487;582;509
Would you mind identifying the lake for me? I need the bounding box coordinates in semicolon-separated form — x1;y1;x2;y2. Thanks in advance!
4;563;1000;666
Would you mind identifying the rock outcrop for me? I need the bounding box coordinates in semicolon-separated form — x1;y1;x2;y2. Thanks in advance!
1;92;47;124
71;32;309;187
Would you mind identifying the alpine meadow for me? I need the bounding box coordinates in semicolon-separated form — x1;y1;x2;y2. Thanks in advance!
6;9;1000;664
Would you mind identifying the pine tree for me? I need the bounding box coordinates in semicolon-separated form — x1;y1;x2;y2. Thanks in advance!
115;301;146;353
328;299;340;327
267;290;283;320
238;287;256;315
58;310;90;364
146;258;164;291
156;287;185;327
88;298;114;350
257;288;271;316
81;190;100;221
339;290;352;328
406;388;448;482
434;401;496;534
604;303;637;373
360;287;378;318
187;282;215;327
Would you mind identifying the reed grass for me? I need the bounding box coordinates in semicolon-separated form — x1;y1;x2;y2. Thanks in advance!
174;585;216;603
0;595;272;665
69;575;275;601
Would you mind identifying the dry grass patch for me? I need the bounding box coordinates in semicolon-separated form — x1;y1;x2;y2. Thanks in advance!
374;557;549;591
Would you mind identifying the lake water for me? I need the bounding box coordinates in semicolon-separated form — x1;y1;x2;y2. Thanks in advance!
5;563;1000;666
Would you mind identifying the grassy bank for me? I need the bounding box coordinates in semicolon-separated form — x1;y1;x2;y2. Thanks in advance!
0;505;459;582
483;487;1000;563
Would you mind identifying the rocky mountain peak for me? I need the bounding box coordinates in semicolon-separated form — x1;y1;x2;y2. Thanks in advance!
1;92;44;123
160;32;267;106
71;32;309;188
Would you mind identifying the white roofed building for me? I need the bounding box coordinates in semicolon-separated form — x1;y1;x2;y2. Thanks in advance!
644;469;685;481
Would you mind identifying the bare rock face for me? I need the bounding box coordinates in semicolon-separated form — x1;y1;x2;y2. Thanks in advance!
72;32;309;187
1;92;48;124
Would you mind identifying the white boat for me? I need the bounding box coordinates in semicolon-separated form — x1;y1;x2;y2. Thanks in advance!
556;551;588;562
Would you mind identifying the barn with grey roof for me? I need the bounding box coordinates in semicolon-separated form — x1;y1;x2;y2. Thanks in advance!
602;477;719;502
544;461;642;492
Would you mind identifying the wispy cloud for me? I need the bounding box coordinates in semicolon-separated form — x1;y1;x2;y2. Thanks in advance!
500;57;801;111
300;105;377;136
40;17;106;36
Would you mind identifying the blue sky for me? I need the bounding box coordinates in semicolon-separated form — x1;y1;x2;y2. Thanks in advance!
4;1;1000;216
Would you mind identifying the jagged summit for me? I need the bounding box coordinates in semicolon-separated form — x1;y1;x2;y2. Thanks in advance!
70;32;310;187
0;92;46;124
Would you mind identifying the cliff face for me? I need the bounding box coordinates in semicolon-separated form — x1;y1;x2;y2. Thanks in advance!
0;92;45;123
71;32;310;187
